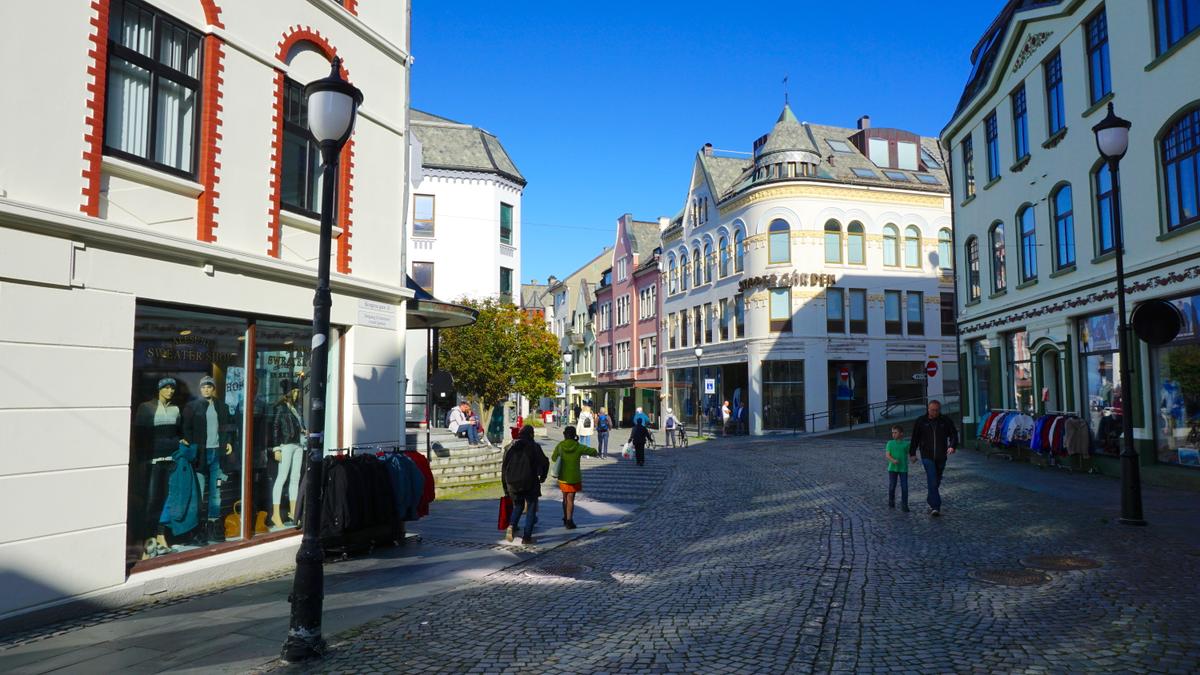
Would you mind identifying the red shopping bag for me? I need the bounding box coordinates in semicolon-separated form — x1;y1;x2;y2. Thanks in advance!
497;496;513;530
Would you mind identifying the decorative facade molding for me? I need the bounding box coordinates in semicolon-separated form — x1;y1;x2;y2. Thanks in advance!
960;263;1200;334
197;35;226;242
80;0;110;217
1011;32;1053;73
721;184;945;215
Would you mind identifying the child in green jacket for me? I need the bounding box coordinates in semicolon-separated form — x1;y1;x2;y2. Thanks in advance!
552;426;598;529
886;425;911;512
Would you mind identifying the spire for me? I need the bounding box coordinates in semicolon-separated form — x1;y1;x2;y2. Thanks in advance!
778;103;799;125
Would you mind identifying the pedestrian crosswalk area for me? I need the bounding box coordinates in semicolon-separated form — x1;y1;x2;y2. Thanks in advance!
560;454;671;505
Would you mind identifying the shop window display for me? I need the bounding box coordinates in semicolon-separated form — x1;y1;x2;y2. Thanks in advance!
763;360;804;430
1153;293;1200;466
129;307;246;562
1079;313;1122;455
971;339;991;417
1008;330;1033;413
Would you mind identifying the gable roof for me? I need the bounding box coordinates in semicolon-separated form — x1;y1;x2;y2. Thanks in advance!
410;108;526;186
699;154;752;198
628;220;662;258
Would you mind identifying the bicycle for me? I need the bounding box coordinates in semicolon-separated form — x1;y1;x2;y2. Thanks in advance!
674;426;688;448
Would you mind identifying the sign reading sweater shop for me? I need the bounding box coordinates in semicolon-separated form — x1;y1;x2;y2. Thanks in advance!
738;271;839;293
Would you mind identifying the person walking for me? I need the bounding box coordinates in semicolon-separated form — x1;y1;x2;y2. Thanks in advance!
885;424;911;512
909;400;958;516
596;407;613;458
577;405;595;448
501;425;549;545
630;417;652;466
721;400;732;436
551;426;597;529
632;406;650;428
663;408;679;447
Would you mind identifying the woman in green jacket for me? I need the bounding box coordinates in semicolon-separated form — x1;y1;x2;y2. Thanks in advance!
551;426;598;529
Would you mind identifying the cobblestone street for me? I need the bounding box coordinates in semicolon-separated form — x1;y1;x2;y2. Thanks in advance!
281;436;1200;674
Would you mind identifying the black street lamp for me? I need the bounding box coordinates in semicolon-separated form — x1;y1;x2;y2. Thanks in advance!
1092;102;1145;527
282;58;363;662
694;346;703;439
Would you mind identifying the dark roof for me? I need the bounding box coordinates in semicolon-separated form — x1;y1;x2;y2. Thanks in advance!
699;155;751;198
629;220;662;257
520;283;549;308
759;104;820;156
410;109;526;186
951;0;1065;118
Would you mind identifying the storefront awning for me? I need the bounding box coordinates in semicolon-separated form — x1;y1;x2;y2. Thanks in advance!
634;382;662;389
404;275;478;330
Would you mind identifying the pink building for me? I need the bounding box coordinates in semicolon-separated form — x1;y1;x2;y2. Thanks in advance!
593;215;664;426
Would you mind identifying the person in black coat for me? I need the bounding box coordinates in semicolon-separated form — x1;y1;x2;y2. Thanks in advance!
182;376;236;538
502;425;549;544
631;418;653;466
908;399;959;516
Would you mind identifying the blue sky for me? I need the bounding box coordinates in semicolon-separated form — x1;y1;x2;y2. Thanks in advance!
411;1;1002;286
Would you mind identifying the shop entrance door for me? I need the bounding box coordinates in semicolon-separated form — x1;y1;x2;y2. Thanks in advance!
829;361;869;428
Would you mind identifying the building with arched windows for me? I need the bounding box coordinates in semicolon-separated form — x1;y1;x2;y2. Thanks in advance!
945;0;1200;484
0;0;414;621
660;106;954;435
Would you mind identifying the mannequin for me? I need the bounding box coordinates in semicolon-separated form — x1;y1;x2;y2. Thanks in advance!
270;381;306;528
183;375;235;542
133;377;184;558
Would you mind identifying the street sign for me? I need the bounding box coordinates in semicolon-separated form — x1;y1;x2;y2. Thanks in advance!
911;374;928;381
704;378;716;394
925;361;939;377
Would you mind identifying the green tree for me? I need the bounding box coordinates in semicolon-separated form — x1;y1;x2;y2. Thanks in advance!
439;298;560;438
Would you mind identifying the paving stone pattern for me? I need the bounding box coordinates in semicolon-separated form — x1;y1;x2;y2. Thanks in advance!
278;437;1200;674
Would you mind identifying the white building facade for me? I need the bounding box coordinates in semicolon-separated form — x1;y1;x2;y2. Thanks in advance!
403;110;525;423
945;0;1200;484
0;0;412;623
661;106;955;435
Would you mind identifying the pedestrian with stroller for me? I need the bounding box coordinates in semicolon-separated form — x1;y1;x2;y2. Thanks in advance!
551;426;598;529
502;425;549;545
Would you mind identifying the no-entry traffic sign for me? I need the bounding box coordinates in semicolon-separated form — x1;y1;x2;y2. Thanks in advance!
925;361;939;377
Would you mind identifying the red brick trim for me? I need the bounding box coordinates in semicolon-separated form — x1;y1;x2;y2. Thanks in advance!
199;0;224;28
80;0;111;217
266;72;285;258
196;34;226;242
343;0;358;15
276;25;338;64
336;139;355;273
272;27;355;269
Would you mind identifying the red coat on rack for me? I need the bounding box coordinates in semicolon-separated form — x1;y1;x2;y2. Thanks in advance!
403;450;436;517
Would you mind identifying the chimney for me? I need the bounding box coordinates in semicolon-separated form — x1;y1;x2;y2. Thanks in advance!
702;143;714;157
857;115;871;130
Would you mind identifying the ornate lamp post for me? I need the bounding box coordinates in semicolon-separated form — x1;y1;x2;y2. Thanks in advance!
282;58;363;662
1092;102;1145;526
694;346;703;439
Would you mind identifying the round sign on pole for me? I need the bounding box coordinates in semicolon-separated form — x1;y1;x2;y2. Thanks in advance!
839;366;849;379
925;361;938;377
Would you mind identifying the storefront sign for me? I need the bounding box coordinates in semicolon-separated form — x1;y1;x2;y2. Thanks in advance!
738;271;837;293
357;299;396;330
704;378;716;394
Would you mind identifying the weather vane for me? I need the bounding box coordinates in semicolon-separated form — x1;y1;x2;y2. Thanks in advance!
782;74;789;105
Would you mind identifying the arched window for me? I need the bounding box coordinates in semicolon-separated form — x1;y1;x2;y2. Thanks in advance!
679;252;689;291
1052;184;1076;269
990;222;1007;292
1018;206;1037;281
938;229;952;271
692;246;702;286
703;241;714;283
734;229;745;272
966;236;981;301
718;236;730;277
768;219;790;264
824;220;843;264
1094;162;1119;255
847;222;865;265
883;224;900;267
1162;106;1200;232
904;225;922;268
668;255;678;294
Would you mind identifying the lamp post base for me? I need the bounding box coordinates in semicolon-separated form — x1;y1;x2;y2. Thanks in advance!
1118;517;1147;526
281;633;327;663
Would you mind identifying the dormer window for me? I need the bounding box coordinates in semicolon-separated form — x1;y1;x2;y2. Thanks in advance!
896;142;918;171
868;138;890;166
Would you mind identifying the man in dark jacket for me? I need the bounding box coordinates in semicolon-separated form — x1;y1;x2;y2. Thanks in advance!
502;425;549;544
183;376;236;540
909;399;959;516
631;418;652;466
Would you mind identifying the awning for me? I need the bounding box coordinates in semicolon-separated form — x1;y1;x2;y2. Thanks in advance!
634;382;663;389
404;275;478;330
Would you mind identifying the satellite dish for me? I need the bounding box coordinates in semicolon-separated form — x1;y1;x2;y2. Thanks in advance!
1131;300;1183;346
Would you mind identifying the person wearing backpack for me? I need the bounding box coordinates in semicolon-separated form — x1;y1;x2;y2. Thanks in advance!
577;405;595;447
501;425;549;545
663;408;679;447
595;407;613;458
